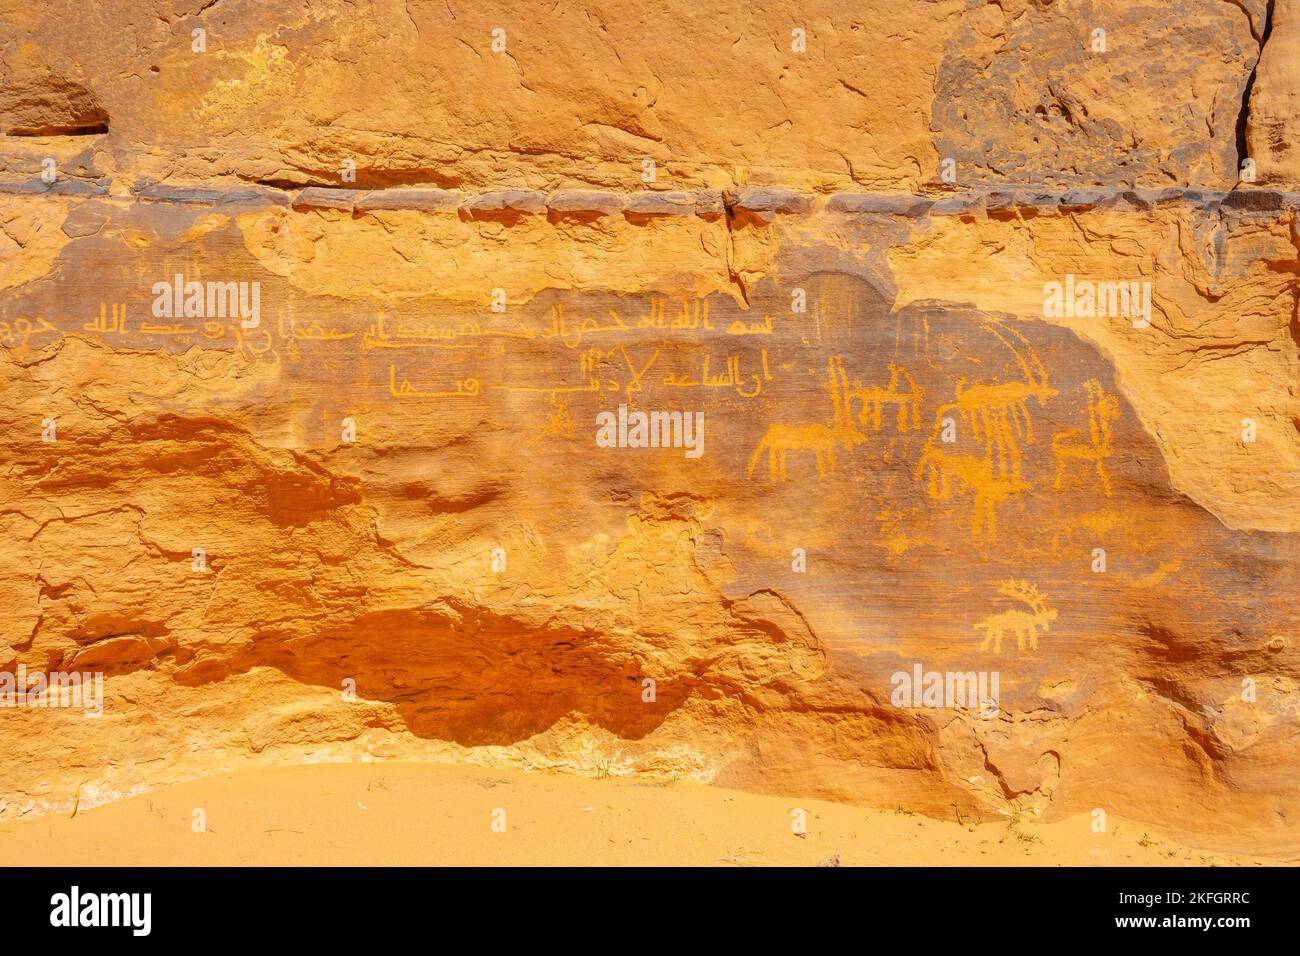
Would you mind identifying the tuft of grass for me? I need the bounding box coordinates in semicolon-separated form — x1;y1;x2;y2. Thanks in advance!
1003;810;1041;845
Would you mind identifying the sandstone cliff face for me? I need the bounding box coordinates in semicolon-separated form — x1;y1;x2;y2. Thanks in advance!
0;0;1297;855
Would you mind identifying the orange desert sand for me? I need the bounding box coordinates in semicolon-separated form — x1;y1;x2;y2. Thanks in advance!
0;763;1288;867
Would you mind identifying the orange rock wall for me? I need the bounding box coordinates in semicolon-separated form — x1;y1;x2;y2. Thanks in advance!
1;0;1297;854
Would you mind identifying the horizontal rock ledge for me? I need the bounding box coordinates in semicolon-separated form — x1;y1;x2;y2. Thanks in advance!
5;178;1299;223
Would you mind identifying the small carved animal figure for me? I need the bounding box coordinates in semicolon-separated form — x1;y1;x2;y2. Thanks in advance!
914;443;1030;539
1053;379;1120;496
748;357;866;480
973;580;1058;653
846;364;925;432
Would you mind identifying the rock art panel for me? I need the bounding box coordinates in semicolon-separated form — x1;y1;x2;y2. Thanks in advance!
0;2;1297;863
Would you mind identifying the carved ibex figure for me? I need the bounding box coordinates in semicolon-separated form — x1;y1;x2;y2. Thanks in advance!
934;324;1057;481
973;580;1057;653
911;324;1053;539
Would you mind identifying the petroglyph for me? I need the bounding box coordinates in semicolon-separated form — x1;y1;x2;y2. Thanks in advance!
747;357;866;481
914;444;1030;540
911;324;1058;539
937;324;1056;482
973;581;1058;654
845;364;925;432
1053;379;1121;496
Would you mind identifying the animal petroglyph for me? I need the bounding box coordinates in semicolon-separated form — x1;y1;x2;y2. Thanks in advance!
748;357;865;481
1053;379;1120;496
914;324;1050;539
914;444;1029;539
973;580;1058;653
845;364;924;432
935;324;1057;482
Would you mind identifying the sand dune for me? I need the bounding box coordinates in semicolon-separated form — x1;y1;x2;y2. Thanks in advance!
0;762;1286;867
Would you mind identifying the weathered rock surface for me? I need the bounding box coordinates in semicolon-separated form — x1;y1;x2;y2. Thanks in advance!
0;1;1296;856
